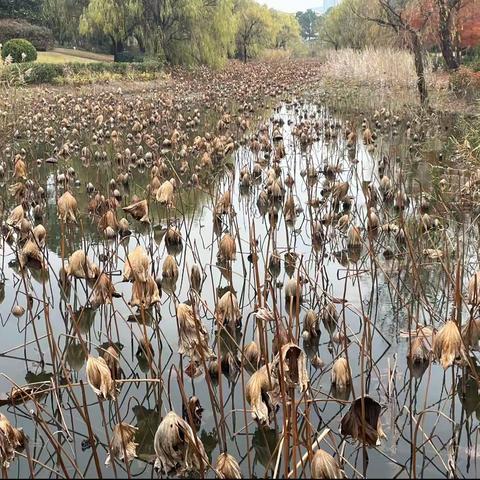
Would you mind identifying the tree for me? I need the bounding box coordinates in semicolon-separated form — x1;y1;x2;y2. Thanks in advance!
80;0;143;60
295;9;318;41
234;0;273;62
272;11;301;49
43;0;89;45
0;0;44;24
356;0;429;105
318;0;393;50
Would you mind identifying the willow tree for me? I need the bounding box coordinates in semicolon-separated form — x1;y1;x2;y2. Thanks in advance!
271;11;301;50
138;0;235;66
234;0;274;62
43;0;89;45
80;0;143;60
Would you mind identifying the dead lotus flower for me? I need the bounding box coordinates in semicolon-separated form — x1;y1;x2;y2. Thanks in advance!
130;275;161;308
190;264;202;291
218;233;236;262
89;273;118;308
462;317;480;347
215;291;241;329
65;250;99;279
6;204;24;228
123;245;149;282
0;413;26;469
340;396;386;446
162;255;178;281
57;191;78;223
331;357;351;390
246;365;279;425
311;449;345;479
154;411;207;476
105;423;138;466
433;320;466;369
408;326;434;364
302;309;320;341
468;271;480;305
156;178;176;206
243;341;260;370
215;452;241;479
123;198;150;223
86;355;116;400
273;342;309;392
19;239;45;270
177;303;214;365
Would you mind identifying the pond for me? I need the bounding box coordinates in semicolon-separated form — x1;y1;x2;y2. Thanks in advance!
0;72;478;479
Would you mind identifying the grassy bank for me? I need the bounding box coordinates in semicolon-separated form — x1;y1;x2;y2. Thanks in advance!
0;59;163;85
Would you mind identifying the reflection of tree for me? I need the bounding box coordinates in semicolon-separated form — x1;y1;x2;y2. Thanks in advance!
200;428;218;463
252;427;278;475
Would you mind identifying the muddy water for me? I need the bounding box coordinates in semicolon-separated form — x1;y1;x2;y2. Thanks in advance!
0;98;477;479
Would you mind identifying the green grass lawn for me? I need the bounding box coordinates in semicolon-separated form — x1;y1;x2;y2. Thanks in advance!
37;48;113;64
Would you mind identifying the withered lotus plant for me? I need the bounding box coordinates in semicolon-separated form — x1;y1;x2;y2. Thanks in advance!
302;309;320;341
155;178;176;206
154;411;208;476
215;452;241;479
340;396;386;446
65;250;99;280
273;342;309;392
122;199;150;223
0;413;26;469
246;365;279;425
86;355;116;400
311;449;345;479
177;303;214;368
433;320;466;369
123;245;150;283
468;271;480;305
331;357;351;391
57;191;78;223
215;291;241;330
130;275;161;309
218;233;236;262
408;326;434;364
243;341;260;370
105;423;138;466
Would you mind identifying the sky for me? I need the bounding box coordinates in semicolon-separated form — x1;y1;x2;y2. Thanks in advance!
257;0;321;13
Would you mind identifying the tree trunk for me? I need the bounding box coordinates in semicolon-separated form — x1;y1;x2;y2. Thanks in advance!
243;43;247;63
409;30;428;106
438;0;459;70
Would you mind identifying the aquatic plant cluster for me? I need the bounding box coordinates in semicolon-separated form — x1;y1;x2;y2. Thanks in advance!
0;59;479;478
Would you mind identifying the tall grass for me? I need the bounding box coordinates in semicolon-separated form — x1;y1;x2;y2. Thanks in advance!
323;47;431;88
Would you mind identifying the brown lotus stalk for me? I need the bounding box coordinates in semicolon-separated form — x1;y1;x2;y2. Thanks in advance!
105;423;138;466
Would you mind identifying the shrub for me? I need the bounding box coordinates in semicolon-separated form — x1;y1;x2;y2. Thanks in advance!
0;19;53;51
115;51;145;63
0;60;164;85
450;66;480;99
2;39;37;63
